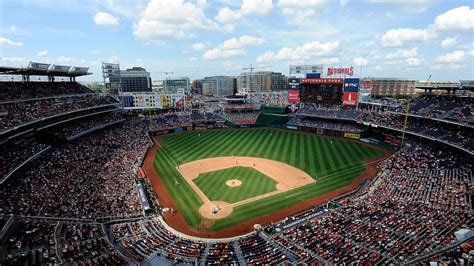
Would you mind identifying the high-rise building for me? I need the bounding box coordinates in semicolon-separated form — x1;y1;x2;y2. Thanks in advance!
201;76;235;96
119;67;152;92
192;79;202;94
164;77;190;94
237;71;286;93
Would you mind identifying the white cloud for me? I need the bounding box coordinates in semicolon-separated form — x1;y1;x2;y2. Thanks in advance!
406;57;423;66
220;35;264;49
133;0;219;41
189;57;198;61
8;25;18;33
353;57;369;66
436;50;465;62
386;48;418;59
380;28;431;47
37;50;48;57
440;37;457;48
202;48;246;60
0;37;23;47
433;6;474;32
256;40;339;62
93;12;120;26
339;0;349;7
107;55;120;63
192;42;206;51
215;7;241;23
277;0;327;24
90;50;100;55
241;0;273;16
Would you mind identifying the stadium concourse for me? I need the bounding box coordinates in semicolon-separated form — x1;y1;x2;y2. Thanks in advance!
0;81;473;265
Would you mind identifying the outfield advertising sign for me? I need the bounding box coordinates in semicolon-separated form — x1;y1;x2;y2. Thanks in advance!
344;132;360;139
287;78;300;90
343;78;359;106
288;90;300;103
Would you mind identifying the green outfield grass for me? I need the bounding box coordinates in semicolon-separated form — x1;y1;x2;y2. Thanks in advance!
153;128;386;230
194;166;278;203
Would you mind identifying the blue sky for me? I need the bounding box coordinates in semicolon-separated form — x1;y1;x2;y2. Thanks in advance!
0;0;473;82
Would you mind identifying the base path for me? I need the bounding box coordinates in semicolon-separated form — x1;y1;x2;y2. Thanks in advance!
143;132;394;238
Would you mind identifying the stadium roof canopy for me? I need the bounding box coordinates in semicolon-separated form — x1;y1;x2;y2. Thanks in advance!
0;61;92;78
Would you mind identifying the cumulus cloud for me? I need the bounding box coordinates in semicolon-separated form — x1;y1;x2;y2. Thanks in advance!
381;28;431;47
353;57;369;66
433;6;474;32
440;37;457;48
93;12;120;26
436;50;465;62
406;57;423;66
202;48;246;60
277;0;327;24
220;35;264;49
317;57;340;65
386;48;418;59
192;42;206;51
0;37;23;47
134;0;219;41
202;35;264;60
365;0;439;13
256;40;339;62
57;56;75;63
37;50;48;57
215;7;241;23
241;0;273;16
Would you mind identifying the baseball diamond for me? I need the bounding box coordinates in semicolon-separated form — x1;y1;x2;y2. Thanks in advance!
149;128;388;232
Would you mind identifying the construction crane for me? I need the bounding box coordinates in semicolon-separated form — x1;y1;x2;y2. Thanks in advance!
241;64;258;92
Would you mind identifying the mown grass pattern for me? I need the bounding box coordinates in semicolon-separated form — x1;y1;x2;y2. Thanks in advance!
153;128;385;230
194;166;278;203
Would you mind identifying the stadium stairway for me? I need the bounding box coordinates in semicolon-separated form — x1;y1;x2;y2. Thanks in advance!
260;232;300;263
232;241;246;265
198;244;210;266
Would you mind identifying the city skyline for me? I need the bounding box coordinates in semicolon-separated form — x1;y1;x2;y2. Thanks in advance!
1;0;473;82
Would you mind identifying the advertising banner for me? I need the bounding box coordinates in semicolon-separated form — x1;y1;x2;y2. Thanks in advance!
287;78;300;90
306;73;320;78
288;90;300;102
342;92;358;106
344;132;360;139
343;78;360;92
300;78;344;84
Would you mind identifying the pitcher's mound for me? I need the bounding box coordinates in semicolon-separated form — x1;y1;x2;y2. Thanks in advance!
226;179;242;187
199;201;233;219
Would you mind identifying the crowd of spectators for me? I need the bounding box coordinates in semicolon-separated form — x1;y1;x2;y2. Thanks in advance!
297;98;474;152
52;111;124;139
390;95;473;125
0;120;151;219
1;139;49;178
0;95;118;129
269;140;473;264
0;82;92;101
221;111;259;124
288;116;366;132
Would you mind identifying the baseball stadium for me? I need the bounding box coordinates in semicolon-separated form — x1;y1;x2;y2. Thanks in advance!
1;1;474;265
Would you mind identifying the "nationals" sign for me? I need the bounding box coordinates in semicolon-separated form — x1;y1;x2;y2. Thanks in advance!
327;66;354;77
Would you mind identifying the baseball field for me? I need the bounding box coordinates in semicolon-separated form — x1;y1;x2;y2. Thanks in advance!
152;128;387;231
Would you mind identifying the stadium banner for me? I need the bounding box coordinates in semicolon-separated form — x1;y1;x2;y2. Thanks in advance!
343;78;360;92
300;78;344;84
288;90;300;103
327;66;354;76
344;132;360;139
287;78;300;90
342;92;358;106
286;125;298;130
